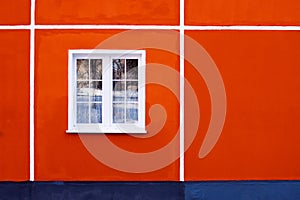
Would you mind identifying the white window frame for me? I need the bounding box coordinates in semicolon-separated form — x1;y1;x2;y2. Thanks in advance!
66;49;146;134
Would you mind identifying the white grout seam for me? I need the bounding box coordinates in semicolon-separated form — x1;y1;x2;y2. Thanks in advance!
0;25;31;30
179;0;185;182
34;25;181;30
1;25;300;30
184;25;300;30
29;0;35;182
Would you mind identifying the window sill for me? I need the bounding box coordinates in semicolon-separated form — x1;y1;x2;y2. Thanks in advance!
66;126;147;134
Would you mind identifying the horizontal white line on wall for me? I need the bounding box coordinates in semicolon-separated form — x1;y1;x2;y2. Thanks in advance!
185;25;300;31
0;25;30;30
1;25;300;31
35;25;181;30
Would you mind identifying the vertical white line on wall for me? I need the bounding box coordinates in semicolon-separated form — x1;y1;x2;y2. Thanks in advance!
179;0;185;182
29;0;36;181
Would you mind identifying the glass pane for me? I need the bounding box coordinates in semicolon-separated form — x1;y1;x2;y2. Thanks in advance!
126;59;138;80
90;81;102;102
77;103;89;123
77;59;89;80
91;103;102;123
113;81;125;101
113;103;125;123
126;81;138;101
126;103;138;123
77;81;89;102
112;59;125;80
90;59;102;80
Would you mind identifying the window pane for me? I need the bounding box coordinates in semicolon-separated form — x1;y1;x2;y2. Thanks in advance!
77;59;89;80
77;103;89;123
77;81;89;102
112;59;125;80
126;103;138;123
90;59;102;80
113;103;125;123
126;59;138;80
113;81;125;101
91;103;102;123
126;81;138;101
90;81;102;102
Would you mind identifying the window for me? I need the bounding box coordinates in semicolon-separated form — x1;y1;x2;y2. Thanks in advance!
67;50;146;133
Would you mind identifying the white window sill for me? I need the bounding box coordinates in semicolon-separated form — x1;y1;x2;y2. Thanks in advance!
66;126;147;134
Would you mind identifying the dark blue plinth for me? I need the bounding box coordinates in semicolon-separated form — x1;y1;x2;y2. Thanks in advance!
0;181;300;200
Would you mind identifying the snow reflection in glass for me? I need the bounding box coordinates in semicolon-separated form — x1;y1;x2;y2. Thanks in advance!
77;103;89;123
91;103;102;123
76;59;103;124
112;59;139;123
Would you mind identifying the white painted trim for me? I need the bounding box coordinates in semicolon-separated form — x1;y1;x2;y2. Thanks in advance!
66;126;147;134
68;51;75;131
35;25;181;30
139;51;146;134
103;56;111;126
184;25;300;31
0;25;30;30
1;24;300;31
179;0;185;182
29;0;35;182
69;49;145;55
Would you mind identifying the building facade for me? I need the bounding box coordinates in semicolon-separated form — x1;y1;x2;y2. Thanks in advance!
1;0;300;199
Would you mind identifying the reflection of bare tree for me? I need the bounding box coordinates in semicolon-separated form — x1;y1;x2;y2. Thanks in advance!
91;59;102;80
91;81;102;90
127;67;138;79
77;81;89;90
126;59;138;79
113;59;125;79
77;59;89;80
113;81;124;91
90;81;102;97
127;81;138;100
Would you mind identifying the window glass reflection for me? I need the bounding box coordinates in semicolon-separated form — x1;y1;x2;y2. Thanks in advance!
126;103;138;123
91;103;102;123
113;103;125;123
77;103;89;123
77;59;89;80
113;59;125;80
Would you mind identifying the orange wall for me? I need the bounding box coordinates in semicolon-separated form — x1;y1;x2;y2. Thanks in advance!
185;0;300;25
185;31;300;180
36;0;179;25
34;30;180;180
0;0;30;25
0;30;30;180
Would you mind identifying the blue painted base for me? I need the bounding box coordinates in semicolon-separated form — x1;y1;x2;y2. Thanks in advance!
0;181;300;200
185;181;300;200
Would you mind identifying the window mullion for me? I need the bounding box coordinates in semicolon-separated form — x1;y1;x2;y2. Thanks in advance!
102;56;111;127
88;59;91;124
